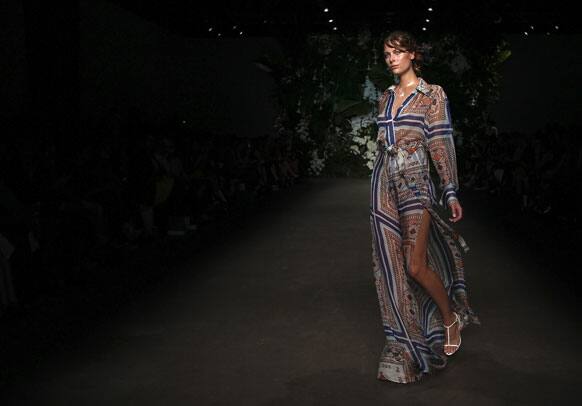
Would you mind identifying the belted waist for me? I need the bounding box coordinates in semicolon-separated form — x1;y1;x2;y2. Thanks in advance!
378;139;426;156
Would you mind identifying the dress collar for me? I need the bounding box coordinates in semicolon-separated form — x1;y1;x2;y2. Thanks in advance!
388;77;432;96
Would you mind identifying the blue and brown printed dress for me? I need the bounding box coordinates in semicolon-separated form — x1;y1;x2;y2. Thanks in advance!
369;77;480;383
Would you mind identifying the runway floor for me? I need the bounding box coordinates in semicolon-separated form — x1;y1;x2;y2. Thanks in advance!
2;177;580;405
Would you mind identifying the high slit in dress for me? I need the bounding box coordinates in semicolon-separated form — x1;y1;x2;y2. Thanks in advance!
369;78;480;383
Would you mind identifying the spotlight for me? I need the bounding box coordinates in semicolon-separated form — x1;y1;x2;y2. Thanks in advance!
324;8;329;12
428;7;433;11
329;19;334;23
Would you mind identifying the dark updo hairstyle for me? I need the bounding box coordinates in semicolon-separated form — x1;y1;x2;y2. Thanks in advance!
383;30;423;75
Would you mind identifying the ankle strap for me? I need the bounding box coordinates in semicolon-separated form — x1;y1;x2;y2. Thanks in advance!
443;313;459;329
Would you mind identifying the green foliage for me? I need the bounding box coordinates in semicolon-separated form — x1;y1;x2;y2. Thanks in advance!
265;29;510;178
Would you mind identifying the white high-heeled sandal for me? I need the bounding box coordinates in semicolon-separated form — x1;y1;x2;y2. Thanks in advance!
443;312;462;356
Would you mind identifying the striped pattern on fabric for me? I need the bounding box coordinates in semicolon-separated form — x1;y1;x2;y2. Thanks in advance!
370;78;480;384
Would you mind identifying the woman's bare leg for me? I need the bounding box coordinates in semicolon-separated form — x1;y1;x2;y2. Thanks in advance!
407;209;460;347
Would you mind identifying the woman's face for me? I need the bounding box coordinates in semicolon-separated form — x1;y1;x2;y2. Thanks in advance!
384;43;415;75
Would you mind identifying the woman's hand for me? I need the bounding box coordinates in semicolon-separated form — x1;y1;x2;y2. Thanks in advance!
448;199;463;223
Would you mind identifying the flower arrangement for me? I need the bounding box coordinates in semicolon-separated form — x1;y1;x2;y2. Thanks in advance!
308;149;326;176
348;110;378;170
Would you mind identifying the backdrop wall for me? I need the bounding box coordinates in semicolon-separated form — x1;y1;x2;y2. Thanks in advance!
492;33;582;133
80;0;281;138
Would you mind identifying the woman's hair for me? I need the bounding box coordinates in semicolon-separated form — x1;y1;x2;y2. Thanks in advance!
383;30;423;75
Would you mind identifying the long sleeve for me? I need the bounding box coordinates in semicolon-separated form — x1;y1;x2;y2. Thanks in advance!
425;86;459;206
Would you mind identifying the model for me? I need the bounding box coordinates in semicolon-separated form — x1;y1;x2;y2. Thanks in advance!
369;30;480;383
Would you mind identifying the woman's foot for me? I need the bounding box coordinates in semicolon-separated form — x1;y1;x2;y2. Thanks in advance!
443;312;462;356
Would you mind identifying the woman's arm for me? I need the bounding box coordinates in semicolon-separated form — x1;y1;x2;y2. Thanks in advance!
425;86;459;208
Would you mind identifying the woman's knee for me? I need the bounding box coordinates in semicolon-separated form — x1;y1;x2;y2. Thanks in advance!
407;256;426;279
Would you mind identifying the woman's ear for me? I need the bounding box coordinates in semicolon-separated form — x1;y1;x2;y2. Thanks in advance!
410;51;415;61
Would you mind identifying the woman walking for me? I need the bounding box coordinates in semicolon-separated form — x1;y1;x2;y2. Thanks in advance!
370;30;480;383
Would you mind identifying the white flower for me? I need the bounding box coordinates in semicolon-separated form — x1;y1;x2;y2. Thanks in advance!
295;115;310;141
350;145;361;154
349;113;375;135
362;76;381;104
308;149;326;176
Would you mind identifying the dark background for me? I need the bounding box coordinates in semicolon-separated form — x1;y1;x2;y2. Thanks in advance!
2;0;581;140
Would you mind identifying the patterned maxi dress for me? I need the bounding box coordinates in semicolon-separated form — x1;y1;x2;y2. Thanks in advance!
369;77;480;383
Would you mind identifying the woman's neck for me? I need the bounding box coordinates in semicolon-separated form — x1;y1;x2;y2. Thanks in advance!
397;70;419;89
